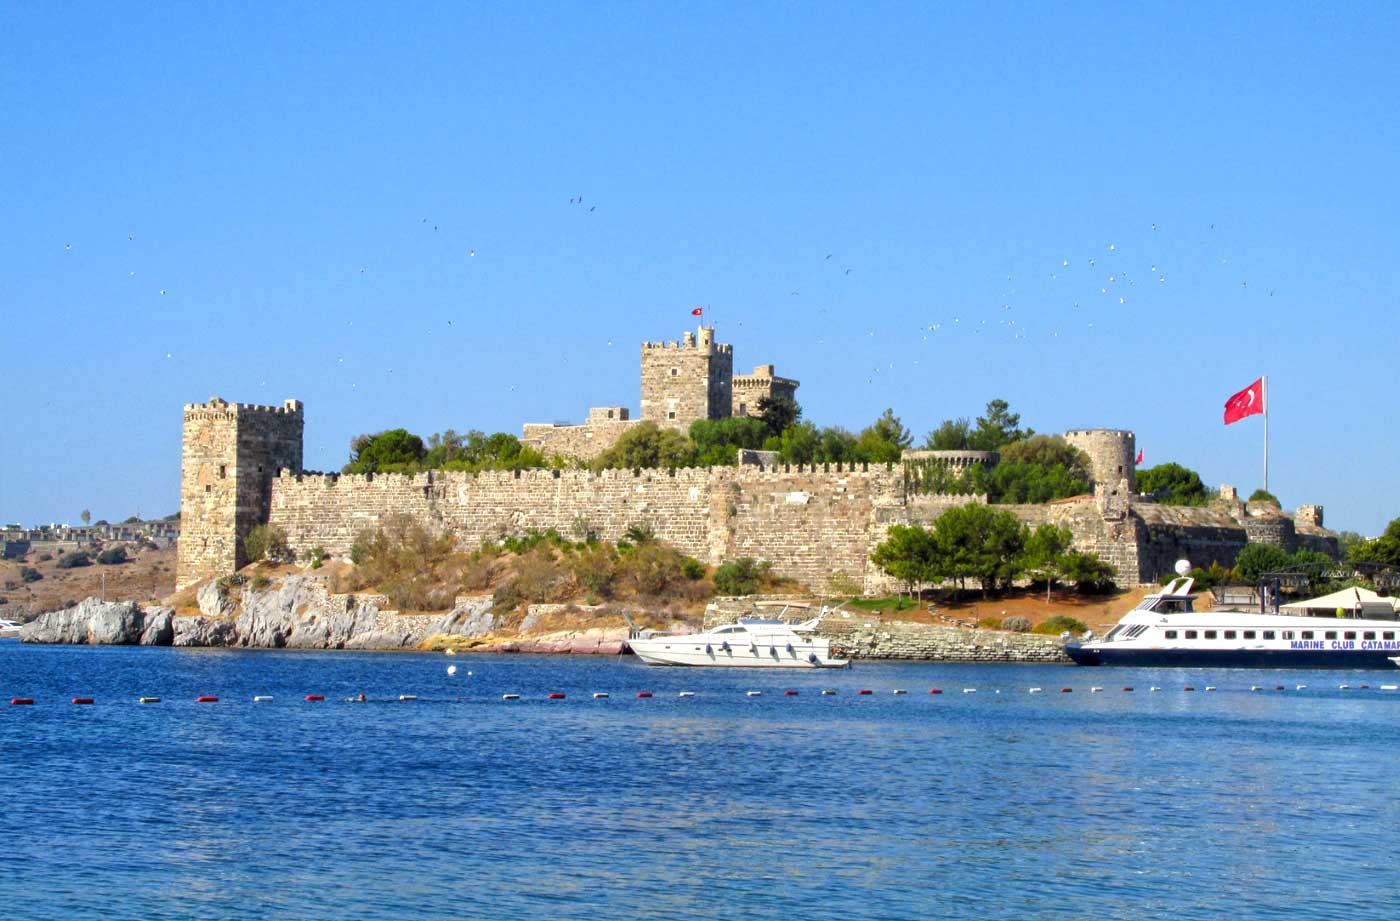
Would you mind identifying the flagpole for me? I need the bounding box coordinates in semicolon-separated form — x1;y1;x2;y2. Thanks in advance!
1263;375;1269;493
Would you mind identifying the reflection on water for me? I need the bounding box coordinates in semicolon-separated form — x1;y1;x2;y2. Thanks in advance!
2;644;1398;920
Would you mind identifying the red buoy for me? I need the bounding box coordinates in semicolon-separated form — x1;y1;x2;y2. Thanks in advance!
857;689;873;695
929;689;943;694
548;693;566;700
1275;685;1286;690
196;696;219;703
11;698;35;706
784;690;799;696
1184;686;1195;692
636;692;653;698
1122;687;1134;692
305;695;325;701
1060;688;1073;693
72;697;95;705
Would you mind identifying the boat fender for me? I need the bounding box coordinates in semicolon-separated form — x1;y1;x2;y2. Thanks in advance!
808;653;819;663
72;698;95;705
786;643;794;653
721;641;730;652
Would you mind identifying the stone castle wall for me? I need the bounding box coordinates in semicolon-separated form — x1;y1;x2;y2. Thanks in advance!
639;328;733;427
732;365;799;417
521;418;638;461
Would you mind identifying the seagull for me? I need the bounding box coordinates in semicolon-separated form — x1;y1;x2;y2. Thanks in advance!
1062;260;1069;267
64;243;72;251
589;206;595;212
825;254;833;260
1109;243;1116;251
469;250;475;257
845;268;852;275
165;352;172;359
160;289;167;295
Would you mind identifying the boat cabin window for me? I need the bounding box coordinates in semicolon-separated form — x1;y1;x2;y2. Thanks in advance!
1385;632;1396;641
1243;630;1256;639
1364;632;1376;640
1224;630;1237;640
1262;631;1275;640
1325;631;1337;640
1344;631;1357;641
1151;598;1194;614
1204;630;1217;640
1164;630;1178;639
1299;631;1311;640
1282;631;1293;640
1104;626;1126;642
1184;630;1198;640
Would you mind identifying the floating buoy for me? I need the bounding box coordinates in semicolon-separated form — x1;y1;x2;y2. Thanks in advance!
305;695;325;702
784;690;799;696
820;689;836;695
1028;688;1043;693
1205;686;1216;692
1122;687;1134;692
138;697;160;704
892;689;907;695
858;689;873;696
637;692;653;699
1060;688;1072;693
593;692;609;699
929;689;943;695
1275;685;1286;691
1339;684;1351;690
548;693;566;700
447;665;457;676
502;693;520;700
746;690;762;697
10;698;34;706
1296;684;1307;690
963;688;977;694
399;695;417;701
1090;687;1103;693
252;695;273;702
678;691;695;698
1381;685;1399;691
1149;687;1161;692
1183;687;1195;692
1360;685;1370;689
72;697;94;705
196;696;218;703
1251;686;1262;691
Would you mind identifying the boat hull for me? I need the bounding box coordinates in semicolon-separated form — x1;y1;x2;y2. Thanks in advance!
628;639;849;668
1068;645;1400;669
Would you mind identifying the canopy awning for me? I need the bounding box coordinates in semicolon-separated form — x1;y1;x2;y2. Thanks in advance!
1281;586;1397;614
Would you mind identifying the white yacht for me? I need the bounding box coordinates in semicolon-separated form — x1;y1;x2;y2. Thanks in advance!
1067;577;1400;668
0;619;22;639
628;615;850;668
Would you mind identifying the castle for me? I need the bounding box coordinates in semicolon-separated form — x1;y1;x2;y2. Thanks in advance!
175;330;1337;592
521;326;799;460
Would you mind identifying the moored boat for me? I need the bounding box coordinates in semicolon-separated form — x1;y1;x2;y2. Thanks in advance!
628;614;849;668
1067;578;1400;668
0;620;21;639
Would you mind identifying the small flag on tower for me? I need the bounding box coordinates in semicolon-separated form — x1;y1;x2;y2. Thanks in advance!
691;307;703;316
1135;448;1143;465
1223;377;1266;425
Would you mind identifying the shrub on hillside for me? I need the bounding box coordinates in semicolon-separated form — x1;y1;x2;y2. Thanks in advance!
37;552;53;562
977;616;1001;629
571;544;618;597
1033;615;1088;635
243;525;290;563
713;558;771;596
57;551;91;569
1001;616;1032;632
681;557;706;581
19;566;42;583
96;547;128;565
344;516;458;611
617;543;687;597
512;547;570;603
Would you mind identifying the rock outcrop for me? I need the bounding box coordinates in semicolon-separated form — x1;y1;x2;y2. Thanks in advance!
20;598;150;645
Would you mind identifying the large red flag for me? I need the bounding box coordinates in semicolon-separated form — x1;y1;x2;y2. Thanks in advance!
1223;377;1265;424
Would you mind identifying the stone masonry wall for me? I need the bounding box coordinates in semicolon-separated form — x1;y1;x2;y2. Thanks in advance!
521;418;638;461
639;328;733;427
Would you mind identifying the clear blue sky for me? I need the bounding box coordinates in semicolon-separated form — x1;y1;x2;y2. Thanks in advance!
3;2;1397;535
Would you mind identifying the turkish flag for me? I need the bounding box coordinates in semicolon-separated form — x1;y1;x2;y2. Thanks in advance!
691;307;703;316
1135;448;1143;465
1223;377;1265;424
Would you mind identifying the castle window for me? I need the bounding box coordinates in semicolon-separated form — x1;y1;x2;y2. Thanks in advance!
607;410;614;419
671;368;679;377
219;465;227;479
205;485;212;493
668;411;676;419
738;403;746;415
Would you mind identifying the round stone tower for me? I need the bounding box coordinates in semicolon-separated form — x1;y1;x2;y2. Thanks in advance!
1063;429;1136;496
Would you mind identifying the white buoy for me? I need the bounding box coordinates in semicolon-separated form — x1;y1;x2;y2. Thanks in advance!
1150;687;1161;692
253;695;273;702
1339;684;1351;690
962;688;977;694
1028;687;1043;693
399;695;417;701
678;691;696;698
746;690;762;697
892;689;907;695
502;693;520;700
138;697;160;704
820;689;836;695
1205;686;1217;692
447;665;457;676
1296;684;1308;690
593;692;609;699
1251;685;1262;691
1381;685;1399;691
1090;687;1103;693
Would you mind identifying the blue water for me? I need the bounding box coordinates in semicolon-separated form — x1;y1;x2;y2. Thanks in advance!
2;642;1398;921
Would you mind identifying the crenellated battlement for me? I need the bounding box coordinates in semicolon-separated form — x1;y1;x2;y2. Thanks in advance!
183;396;303;417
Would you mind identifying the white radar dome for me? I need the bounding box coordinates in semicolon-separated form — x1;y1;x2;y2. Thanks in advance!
1174;559;1192;576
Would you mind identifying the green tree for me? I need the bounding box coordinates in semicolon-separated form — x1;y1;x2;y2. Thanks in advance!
967;439;1092;503
593;422;696;470
713;558;771;595
1021;524;1073;602
1248;488;1280;506
932;503;1027;597
855;409;912;463
689;417;769;466
1137;463;1210;506
871;525;943;600
968;399;1033;451
1233;543;1292;582
1061;550;1117;593
345;429;428;474
96;547;128;565
81;509;91;526
923;417;972;450
774;421;822;464
1348;518;1400;567
814;426;859;463
755;395;801;439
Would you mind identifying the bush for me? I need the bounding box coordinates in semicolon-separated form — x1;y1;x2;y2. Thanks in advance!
1248;489;1280;506
37;552;53;562
19;566;42;583
681;557;706;580
301;546;327;569
56;551;91;569
825;571;864;596
243;525;290;563
345;516;459;611
1001;616;1032;632
571;544;618;597
977;616;1002;629
1033;615;1088;635
713;558;770;596
617;543;687;597
251;575;271;591
512;548;569;603
96;547;128;565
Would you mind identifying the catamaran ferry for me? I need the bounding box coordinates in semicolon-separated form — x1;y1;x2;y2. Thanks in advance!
1067;578;1400;668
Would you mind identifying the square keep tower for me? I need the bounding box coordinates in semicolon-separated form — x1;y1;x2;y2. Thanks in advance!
639;326;733;429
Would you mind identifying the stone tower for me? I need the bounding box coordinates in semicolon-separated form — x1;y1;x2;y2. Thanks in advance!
731;364;800;417
639;326;734;429
176;397;304;589
1063;429;1136;496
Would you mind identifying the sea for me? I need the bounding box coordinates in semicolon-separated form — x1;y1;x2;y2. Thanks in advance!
1;641;1397;921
